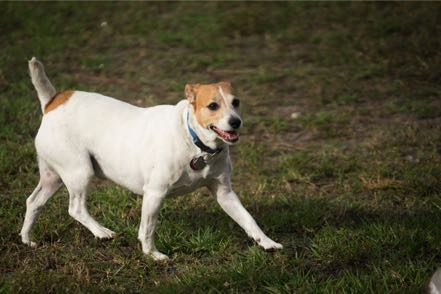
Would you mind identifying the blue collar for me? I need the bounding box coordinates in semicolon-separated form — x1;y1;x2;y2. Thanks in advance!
187;111;222;154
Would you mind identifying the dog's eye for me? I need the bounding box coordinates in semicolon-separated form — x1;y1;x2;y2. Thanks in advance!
208;102;219;111
232;98;240;108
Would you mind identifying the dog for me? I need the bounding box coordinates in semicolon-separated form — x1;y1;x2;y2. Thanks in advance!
20;57;283;260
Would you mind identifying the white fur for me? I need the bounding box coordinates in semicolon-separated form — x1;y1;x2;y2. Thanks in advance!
216;86;242;132
429;268;441;294
28;57;56;112
20;58;282;260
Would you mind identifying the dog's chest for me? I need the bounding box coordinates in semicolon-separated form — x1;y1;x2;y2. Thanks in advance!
167;163;214;196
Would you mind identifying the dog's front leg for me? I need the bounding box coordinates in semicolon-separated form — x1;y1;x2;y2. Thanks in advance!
138;187;168;261
209;178;283;251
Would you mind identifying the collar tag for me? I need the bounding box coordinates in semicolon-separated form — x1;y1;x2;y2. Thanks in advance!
190;156;207;170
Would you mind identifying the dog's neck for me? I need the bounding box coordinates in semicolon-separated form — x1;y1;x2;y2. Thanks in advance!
185;104;226;153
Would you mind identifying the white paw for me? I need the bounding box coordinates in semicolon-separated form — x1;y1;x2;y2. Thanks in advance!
149;251;169;261
258;238;283;251
94;227;116;239
22;237;37;248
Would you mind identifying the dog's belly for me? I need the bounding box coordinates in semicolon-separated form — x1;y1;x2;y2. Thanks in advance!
94;161;145;195
167;183;203;197
95;158;208;197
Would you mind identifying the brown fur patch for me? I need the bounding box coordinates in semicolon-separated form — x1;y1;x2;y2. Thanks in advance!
185;82;233;128
44;91;74;114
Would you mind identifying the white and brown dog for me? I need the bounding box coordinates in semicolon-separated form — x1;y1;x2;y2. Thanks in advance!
20;57;282;260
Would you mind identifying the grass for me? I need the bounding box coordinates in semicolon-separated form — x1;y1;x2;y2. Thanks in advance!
1;2;441;292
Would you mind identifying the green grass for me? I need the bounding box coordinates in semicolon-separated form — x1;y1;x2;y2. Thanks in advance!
1;2;441;292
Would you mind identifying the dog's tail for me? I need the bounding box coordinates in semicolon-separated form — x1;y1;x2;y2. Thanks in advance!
28;57;56;113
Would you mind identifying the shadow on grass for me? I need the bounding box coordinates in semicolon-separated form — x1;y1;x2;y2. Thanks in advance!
1;190;440;292
144;194;440;292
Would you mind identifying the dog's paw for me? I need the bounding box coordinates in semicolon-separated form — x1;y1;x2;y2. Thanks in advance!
258;238;283;251
149;251;169;261
22;238;37;248
94;227;116;240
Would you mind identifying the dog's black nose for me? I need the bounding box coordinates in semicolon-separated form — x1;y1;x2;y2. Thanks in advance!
229;117;242;129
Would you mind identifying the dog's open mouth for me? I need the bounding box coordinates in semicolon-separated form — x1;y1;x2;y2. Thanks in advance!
210;125;239;143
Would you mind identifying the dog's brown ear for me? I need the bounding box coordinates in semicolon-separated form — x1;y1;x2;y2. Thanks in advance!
185;83;200;104
217;81;233;94
218;81;232;92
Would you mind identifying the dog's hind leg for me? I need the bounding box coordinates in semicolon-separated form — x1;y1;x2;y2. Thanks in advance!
61;158;115;239
20;159;63;246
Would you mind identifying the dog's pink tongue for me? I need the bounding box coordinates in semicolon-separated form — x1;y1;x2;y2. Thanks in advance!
218;129;238;141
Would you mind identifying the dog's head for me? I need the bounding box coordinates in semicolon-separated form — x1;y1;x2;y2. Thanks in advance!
185;82;242;144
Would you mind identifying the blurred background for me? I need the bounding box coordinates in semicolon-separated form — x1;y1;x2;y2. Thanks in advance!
1;2;441;292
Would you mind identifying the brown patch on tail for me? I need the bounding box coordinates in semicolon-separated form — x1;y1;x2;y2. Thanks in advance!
44;91;74;114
